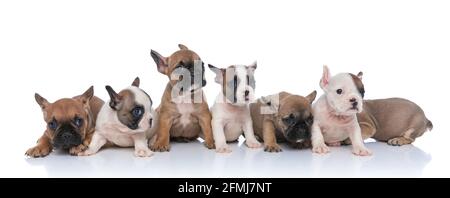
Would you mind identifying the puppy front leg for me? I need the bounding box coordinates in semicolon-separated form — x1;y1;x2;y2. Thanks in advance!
262;120;282;152
311;122;330;154
211;119;231;153
132;133;153;157
243;119;262;149
69;129;94;155
26;133;53;157
151;112;172;152
349;125;372;156
198;114;215;149
78;132;107;156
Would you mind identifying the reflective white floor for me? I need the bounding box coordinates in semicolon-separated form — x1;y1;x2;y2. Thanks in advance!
5;139;439;178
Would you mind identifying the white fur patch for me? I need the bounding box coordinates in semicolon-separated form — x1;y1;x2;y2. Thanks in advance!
176;103;195;127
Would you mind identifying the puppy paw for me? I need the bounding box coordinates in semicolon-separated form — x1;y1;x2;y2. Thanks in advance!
387;137;413;146
77;149;96;156
204;140;215;149
69;144;87;156
312;144;330;154
151;143;170;152
245;140;262;149
215;145;232;153
264;144;282;152
134;148;154;157
352;146;372;156
25;145;51;158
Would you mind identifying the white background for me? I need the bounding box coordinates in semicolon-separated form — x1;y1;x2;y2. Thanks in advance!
0;0;448;177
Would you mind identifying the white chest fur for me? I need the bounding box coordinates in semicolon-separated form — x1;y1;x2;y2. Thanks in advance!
314;96;359;143
211;102;251;141
176;103;195;127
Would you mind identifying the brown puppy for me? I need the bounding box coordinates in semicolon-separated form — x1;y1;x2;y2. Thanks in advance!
250;91;316;152
357;98;433;146
148;44;214;151
26;86;104;157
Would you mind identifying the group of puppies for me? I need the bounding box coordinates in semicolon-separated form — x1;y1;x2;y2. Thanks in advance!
26;44;433;158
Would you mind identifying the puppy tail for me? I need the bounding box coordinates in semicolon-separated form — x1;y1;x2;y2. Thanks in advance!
426;119;433;131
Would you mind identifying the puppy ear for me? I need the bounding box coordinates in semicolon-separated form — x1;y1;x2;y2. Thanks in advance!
320;65;331;89
248;61;257;71
305;90;317;104
132;77;140;87
208;64;224;83
79;86;94;106
357;71;363;80
105;85;122;110
178;44;189;50
260;93;280;113
260;96;272;106
150;49;169;75
35;93;50;110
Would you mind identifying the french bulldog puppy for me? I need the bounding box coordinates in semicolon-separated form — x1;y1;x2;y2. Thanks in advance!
311;65;372;156
79;77;155;157
208;63;262;153
26;86;104;157
250;91;316;152
357;94;432;146
147;44;214;151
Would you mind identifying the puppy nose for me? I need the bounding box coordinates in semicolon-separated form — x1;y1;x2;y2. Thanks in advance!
349;98;356;102
352;101;358;107
62;133;72;140
244;90;250;97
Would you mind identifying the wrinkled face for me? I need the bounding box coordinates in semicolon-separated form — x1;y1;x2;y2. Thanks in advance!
223;65;256;105
43;99;87;149
275;99;314;143
171;60;206;94
324;73;365;115
150;48;206;96
108;86;154;131
209;64;257;105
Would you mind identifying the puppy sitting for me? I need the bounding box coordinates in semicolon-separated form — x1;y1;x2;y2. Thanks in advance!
26;86;104;157
250;91;317;152
79;77;155;157
147;44;214;151
311;65;371;156
208;63;262;153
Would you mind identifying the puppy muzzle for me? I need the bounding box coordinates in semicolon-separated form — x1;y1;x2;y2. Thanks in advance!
53;125;82;149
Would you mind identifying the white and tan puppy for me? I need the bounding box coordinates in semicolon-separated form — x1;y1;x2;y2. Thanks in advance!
311;65;372;156
79;77;155;157
208;63;262;153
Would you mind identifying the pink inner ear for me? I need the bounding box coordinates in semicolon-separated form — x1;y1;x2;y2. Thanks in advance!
322;77;328;86
321;73;329;87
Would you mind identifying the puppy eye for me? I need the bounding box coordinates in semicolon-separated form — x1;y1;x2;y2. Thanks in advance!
336;89;343;95
48;120;58;130
282;114;296;125
132;106;144;118
73;117;83;128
